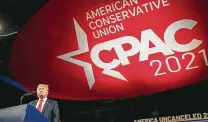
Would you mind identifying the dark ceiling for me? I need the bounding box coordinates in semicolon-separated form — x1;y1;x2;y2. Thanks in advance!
0;0;48;27
0;0;208;122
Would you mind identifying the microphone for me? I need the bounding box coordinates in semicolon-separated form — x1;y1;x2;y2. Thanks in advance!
20;91;37;104
24;91;37;96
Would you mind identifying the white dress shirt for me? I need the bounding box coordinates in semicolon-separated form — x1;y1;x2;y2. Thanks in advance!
36;97;47;111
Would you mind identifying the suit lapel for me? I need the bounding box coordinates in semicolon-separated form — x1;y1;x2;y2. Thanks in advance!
42;99;49;113
32;100;38;107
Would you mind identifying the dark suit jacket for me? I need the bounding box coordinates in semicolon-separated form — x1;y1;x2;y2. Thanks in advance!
29;99;60;122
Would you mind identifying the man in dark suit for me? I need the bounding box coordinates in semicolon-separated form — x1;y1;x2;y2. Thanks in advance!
29;84;60;122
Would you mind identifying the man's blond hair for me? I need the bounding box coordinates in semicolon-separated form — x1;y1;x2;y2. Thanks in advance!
37;84;49;90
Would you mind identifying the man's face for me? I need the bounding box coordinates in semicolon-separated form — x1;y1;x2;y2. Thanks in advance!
36;86;48;98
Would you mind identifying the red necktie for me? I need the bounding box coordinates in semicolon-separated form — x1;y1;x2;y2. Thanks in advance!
37;99;44;112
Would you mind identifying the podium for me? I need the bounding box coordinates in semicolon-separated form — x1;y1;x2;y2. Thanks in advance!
0;104;50;122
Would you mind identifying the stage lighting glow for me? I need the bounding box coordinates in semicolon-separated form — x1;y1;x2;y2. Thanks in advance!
0;22;4;33
0;24;3;32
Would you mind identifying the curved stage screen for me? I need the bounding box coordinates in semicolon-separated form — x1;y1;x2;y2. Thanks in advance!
10;0;208;100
